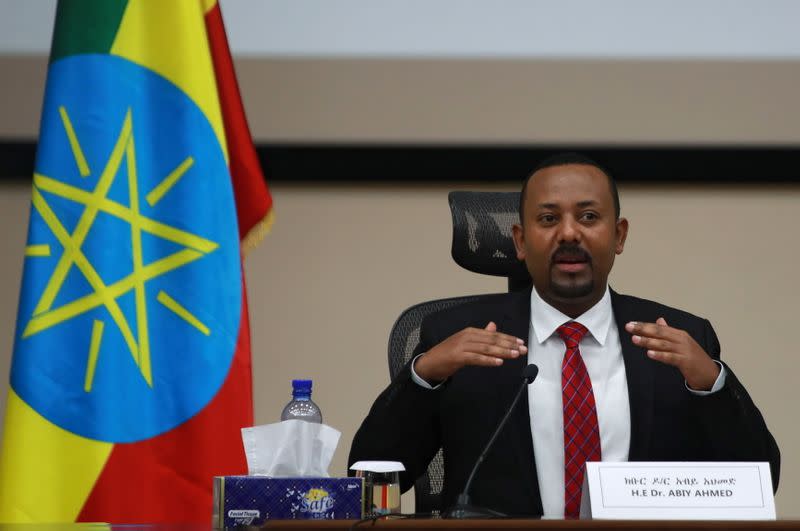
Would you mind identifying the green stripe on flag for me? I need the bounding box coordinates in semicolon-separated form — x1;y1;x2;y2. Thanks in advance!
50;0;129;64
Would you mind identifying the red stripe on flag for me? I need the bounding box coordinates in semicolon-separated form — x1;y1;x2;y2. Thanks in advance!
205;3;272;239
77;286;254;523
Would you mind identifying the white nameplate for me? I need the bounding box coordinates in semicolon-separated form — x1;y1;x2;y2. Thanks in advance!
581;462;775;520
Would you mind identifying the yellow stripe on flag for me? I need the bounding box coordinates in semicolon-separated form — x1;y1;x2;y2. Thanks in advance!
110;0;228;162
0;390;113;522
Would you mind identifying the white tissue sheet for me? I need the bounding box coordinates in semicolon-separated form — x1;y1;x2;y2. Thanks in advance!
241;419;341;477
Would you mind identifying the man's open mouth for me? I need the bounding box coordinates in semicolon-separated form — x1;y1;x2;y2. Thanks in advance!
552;248;591;273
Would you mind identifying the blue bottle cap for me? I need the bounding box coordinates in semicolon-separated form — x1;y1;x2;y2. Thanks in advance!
291;379;312;391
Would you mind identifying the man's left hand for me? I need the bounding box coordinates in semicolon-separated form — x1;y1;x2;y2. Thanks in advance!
625;317;720;391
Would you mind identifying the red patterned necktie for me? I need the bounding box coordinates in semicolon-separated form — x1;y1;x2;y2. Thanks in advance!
558;321;601;519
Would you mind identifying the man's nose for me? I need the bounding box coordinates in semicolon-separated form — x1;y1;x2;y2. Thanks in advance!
557;216;581;243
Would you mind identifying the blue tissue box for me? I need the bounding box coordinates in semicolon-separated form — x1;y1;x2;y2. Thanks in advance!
212;475;363;527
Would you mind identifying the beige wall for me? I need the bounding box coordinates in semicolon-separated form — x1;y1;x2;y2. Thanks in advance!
4;56;800;143
0;182;798;515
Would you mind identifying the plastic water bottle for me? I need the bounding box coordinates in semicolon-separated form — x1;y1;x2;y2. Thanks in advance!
280;379;322;423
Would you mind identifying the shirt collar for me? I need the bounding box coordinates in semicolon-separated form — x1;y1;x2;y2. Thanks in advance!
530;285;613;346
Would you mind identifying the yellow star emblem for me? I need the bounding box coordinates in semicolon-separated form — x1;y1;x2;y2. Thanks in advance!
23;107;218;391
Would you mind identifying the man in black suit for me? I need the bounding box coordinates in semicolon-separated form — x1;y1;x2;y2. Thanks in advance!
349;153;780;518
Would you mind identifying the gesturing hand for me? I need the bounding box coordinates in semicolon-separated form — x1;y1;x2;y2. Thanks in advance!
625;317;720;391
414;321;528;383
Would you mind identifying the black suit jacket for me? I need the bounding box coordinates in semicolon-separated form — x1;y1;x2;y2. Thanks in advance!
349;288;780;516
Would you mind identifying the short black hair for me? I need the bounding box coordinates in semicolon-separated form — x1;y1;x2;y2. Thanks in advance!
518;152;620;223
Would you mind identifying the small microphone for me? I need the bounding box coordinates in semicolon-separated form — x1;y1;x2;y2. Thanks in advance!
443;363;539;519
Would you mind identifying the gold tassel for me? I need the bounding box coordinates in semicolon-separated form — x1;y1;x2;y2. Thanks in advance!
241;209;275;257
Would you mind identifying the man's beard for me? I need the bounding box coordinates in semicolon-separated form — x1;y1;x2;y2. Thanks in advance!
551;276;594;299
549;242;594;299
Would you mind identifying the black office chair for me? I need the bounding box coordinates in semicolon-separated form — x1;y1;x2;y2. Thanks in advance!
386;191;530;515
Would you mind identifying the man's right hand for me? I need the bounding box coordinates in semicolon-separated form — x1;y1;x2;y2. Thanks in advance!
413;321;527;384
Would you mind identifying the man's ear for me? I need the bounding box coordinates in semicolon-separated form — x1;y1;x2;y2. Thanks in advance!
512;223;526;260
615;217;629;255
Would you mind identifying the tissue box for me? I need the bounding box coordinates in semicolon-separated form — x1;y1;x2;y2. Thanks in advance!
213;475;363;527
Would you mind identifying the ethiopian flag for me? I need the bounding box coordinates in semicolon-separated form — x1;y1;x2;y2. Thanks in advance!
0;0;272;523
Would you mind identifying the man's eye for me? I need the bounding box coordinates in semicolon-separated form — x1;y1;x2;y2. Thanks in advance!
581;212;598;221
539;214;556;224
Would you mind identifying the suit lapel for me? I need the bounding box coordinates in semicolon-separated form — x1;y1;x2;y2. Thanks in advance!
610;290;654;460
498;287;544;515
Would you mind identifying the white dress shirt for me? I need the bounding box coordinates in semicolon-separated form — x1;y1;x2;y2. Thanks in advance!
528;285;630;517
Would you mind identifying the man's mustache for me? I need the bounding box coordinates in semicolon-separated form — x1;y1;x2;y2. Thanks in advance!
551;243;592;264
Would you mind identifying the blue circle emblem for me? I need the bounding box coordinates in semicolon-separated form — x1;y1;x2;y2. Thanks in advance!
11;54;242;443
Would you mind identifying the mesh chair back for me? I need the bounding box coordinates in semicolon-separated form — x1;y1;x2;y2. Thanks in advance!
386;190;529;514
448;191;531;291
387;295;486;515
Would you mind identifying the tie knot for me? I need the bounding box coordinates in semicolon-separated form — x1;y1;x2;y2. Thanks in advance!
557;321;588;348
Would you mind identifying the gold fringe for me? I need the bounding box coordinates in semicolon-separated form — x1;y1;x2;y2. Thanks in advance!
241;209;275;257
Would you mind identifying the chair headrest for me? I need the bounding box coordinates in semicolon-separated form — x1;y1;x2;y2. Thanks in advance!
448;191;532;290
